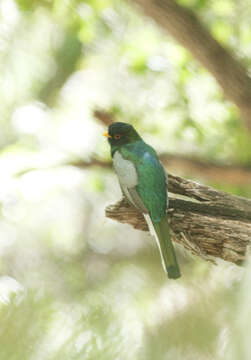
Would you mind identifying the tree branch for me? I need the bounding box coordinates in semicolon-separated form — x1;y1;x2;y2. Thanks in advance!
93;109;114;126
16;155;251;186
93;109;251;185
130;0;251;131
15;149;251;264
160;154;251;186
69;155;251;185
106;174;251;265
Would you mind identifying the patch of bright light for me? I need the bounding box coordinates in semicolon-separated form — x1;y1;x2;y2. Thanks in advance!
57;118;98;154
77;3;94;19
158;283;188;314
18;168;84;201
2;194;26;222
147;55;169;71
0;0;20;25
119;308;143;356
0;276;24;305
12;102;49;134
147;283;189;327
74;331;93;353
0;221;17;255
34;304;91;359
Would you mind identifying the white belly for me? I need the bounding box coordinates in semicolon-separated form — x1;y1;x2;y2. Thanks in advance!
113;151;138;188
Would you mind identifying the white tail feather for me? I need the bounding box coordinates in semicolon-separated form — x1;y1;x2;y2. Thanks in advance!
143;214;167;273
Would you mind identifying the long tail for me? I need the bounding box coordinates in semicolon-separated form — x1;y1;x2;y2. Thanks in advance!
144;213;181;279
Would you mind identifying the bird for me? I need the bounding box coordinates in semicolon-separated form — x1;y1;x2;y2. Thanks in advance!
103;122;181;279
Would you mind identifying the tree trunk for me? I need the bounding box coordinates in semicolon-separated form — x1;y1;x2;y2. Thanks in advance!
130;0;251;131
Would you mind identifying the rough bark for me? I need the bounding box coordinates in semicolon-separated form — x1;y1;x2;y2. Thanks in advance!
106;174;251;265
130;0;251;131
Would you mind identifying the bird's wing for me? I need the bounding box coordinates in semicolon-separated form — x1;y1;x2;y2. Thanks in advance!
119;142;167;221
135;151;167;222
123;184;148;213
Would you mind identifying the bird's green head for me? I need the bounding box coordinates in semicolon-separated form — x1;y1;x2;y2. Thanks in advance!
103;122;141;147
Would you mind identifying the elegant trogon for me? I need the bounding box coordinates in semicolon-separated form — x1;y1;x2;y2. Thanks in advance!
104;122;181;279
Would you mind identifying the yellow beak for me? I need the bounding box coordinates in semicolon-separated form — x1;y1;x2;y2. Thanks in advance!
103;131;111;138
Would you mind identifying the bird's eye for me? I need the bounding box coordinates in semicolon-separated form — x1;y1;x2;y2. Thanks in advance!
114;134;121;140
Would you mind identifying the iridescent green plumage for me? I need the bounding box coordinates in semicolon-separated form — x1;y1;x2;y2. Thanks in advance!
106;122;181;279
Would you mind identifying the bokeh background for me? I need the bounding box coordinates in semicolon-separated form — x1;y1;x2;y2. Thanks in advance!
0;0;251;359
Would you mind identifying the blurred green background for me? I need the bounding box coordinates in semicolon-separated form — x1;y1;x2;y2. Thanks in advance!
0;0;251;359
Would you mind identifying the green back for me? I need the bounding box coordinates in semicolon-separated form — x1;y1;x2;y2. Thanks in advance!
119;140;167;222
